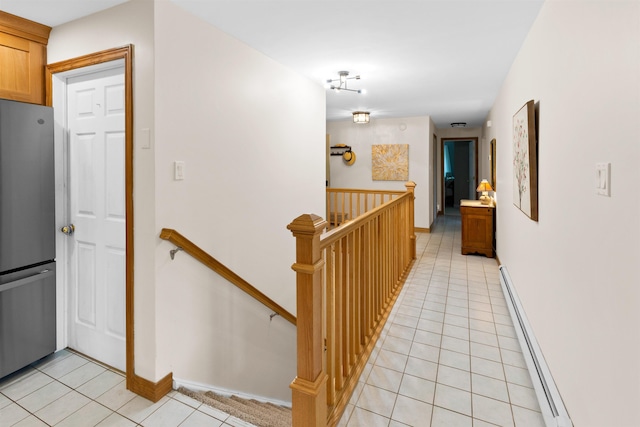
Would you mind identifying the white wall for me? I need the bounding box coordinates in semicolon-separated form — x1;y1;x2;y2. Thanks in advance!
48;0;158;381
153;1;325;402
48;0;326;403
484;1;640;425
327;116;434;229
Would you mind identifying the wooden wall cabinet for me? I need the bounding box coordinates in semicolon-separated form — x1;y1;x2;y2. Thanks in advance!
0;11;51;105
460;200;495;258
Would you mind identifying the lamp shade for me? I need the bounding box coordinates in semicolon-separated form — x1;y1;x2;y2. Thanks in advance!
353;111;370;124
476;179;493;192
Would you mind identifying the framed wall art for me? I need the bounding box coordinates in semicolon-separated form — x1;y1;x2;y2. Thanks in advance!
512;100;538;221
372;144;409;181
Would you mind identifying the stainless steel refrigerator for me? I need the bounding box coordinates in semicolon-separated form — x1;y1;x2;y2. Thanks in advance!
0;99;56;378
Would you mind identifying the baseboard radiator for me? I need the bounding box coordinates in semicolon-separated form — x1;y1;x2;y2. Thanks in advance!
499;266;573;427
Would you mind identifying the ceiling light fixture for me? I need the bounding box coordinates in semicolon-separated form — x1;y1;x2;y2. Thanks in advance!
353;111;370;124
326;71;364;94
450;122;467;128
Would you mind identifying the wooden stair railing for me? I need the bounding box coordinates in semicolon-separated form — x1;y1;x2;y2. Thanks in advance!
159;228;296;325
289;182;417;427
326;187;405;229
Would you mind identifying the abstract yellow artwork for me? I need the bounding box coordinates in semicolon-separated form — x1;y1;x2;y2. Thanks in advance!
372;144;409;181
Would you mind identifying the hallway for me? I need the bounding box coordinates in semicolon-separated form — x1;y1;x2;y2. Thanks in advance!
337;216;545;427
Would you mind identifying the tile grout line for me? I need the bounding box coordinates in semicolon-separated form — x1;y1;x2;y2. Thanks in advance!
1;351;206;427
33;353;143;427
467;254;476;423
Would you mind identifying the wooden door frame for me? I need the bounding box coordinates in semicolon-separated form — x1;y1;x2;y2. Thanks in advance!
440;137;479;214
46;45;171;402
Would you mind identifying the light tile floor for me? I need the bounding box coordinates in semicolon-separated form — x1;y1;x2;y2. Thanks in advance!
0;216;546;427
0;351;258;427
337;215;546;427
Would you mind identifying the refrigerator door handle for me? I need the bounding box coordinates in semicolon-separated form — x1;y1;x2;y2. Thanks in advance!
0;269;55;293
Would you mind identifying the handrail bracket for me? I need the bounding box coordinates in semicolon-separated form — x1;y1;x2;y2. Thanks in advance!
169;246;183;260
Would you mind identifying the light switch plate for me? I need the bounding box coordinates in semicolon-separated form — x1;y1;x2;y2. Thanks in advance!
595;162;610;196
140;128;150;149
174;161;185;180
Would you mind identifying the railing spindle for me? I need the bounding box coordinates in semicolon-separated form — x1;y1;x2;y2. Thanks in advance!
326;244;336;407
348;230;357;366
340;237;349;379
335;240;344;392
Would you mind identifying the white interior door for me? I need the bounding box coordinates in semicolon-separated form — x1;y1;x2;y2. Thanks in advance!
65;65;126;371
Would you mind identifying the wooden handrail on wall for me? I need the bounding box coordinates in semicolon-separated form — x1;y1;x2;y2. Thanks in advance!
288;182;417;427
159;228;296;325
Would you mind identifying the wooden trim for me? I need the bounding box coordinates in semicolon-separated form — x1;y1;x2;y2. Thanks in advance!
433;133;438;219
46;45;172;403
326;188;405;196
129;372;174;403
46;46;134;106
159;228;297;325
415;227;430;233
440;137;444;214
0;10;51;45
405;181;417;260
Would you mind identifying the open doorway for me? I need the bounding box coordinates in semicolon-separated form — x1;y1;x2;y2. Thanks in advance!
441;137;478;216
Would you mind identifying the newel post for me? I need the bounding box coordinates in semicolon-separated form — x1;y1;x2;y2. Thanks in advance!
405;181;417;260
287;214;328;427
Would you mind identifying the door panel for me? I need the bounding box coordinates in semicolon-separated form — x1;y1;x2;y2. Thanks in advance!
66;65;125;371
76;242;96;326
105;248;125;338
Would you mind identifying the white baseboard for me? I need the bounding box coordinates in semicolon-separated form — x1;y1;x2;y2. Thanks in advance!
172;377;292;409
499;266;573;427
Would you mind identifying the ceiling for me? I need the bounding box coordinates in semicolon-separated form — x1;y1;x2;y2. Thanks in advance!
1;0;544;128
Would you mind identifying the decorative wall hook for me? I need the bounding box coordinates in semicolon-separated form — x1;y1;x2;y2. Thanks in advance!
330;145;352;156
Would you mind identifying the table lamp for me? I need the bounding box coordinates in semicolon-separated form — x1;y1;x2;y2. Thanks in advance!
477;179;493;205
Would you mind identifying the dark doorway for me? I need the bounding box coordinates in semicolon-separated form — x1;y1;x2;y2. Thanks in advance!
441;137;478;216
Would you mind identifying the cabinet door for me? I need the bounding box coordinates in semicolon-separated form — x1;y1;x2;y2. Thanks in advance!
0;32;45;104
461;207;494;257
